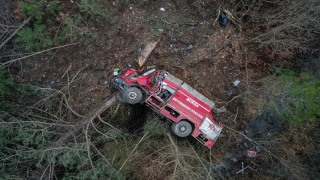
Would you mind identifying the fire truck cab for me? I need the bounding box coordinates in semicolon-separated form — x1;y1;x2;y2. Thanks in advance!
111;68;223;147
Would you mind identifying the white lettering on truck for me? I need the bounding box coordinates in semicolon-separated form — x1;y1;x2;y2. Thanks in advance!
186;97;199;108
172;97;203;119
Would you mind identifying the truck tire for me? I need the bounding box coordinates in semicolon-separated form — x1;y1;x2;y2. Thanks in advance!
116;91;125;103
171;121;192;137
122;87;143;104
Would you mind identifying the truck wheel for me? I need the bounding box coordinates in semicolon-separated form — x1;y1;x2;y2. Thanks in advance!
171;121;192;137
116;91;125;103
122;87;143;104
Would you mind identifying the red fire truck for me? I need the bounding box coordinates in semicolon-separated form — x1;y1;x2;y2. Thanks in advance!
111;68;223;147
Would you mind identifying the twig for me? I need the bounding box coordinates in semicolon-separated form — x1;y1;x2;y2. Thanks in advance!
85;113;97;177
39;164;50;180
31;87;84;118
0;16;32;49
224;95;241;106
243;45;250;117
91;143;118;174
91;118;118;143
0;42;80;68
56;95;116;145
97;115;124;133
224;125;301;178
214;6;221;25
119;132;148;171
233;107;239;125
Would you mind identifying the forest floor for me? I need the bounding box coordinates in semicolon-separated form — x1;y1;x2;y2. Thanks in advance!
7;1;318;179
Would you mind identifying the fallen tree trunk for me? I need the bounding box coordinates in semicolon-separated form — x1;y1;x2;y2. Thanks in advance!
138;40;159;67
56;95;117;145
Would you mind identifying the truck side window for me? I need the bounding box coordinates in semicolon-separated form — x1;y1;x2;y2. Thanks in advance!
158;89;172;101
165;106;179;118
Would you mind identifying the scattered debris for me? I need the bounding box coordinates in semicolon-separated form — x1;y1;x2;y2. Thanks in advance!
159;7;165;12
219;11;228;26
185;45;193;51
223;10;242;32
85;63;92;69
95;62;106;70
233;80;240;86
199;20;209;25
106;35;112;40
246;150;257;158
246;111;285;139
213;106;226;113
255;146;261;153
236;161;259;174
221;150;238;162
50;81;55;85
38;77;43;83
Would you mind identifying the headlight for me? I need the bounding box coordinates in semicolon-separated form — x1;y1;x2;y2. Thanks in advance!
115;78;124;84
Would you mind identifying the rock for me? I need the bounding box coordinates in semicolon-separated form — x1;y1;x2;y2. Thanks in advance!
106;35;112;40
50;81;55;85
38;77;43;83
85;63;92;69
186;45;193;51
95;62;106;70
160;7;165;12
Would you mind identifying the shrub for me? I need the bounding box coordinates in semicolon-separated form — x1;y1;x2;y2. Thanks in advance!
0;68;13;97
78;0;108;17
16;24;53;51
267;68;320;125
15;0;107;51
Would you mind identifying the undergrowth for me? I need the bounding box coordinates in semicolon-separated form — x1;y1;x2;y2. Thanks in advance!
258;67;320;126
15;0;108;51
0;68;13;96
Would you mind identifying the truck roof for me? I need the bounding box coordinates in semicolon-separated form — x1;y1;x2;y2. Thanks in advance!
162;73;216;124
165;73;216;109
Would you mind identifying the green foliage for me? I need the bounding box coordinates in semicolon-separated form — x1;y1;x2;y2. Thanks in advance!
120;0;130;4
16;0;107;51
0;68;13;96
16;0;61;51
272;68;320;125
17;84;39;98
16;24;53;51
0;112;51;178
20;0;61;24
0;102;121;179
78;0;108;17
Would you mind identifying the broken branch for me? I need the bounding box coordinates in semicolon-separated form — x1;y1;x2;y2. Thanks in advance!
138;40;159;67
